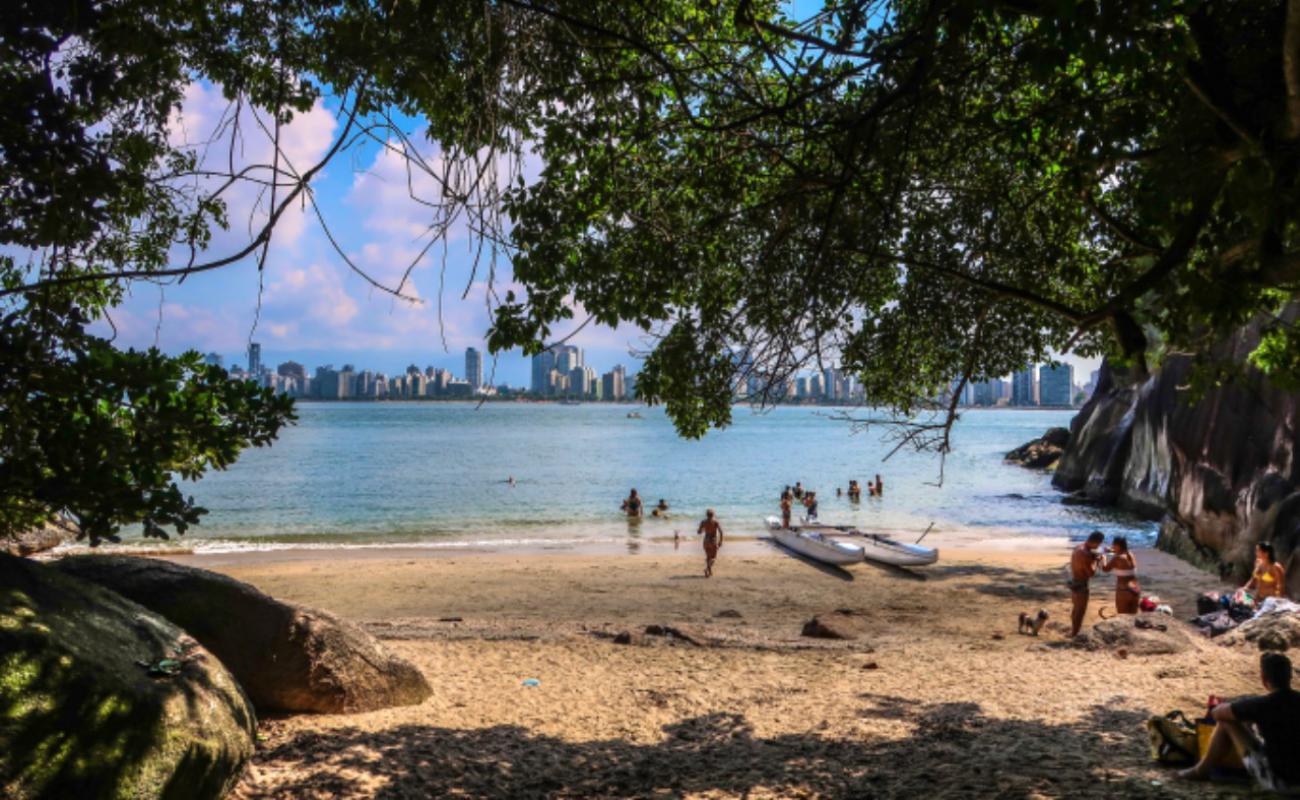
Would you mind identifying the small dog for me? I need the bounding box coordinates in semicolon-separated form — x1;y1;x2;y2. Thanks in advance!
1018;609;1049;636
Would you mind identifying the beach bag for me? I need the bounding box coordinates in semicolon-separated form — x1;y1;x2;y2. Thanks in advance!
1197;592;1222;615
1147;711;1198;765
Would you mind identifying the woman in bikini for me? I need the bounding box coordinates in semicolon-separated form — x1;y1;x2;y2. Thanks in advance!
1102;535;1140;615
1242;542;1287;605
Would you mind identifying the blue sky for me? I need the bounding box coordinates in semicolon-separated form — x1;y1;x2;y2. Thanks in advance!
91;83;645;386
93;48;1099;389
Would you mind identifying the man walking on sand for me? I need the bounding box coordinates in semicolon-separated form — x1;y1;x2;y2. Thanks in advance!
1068;531;1105;637
698;509;724;578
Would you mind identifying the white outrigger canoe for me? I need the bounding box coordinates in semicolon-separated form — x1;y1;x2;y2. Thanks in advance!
765;517;939;567
764;517;865;566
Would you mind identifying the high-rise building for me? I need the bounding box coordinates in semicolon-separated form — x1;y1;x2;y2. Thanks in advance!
567;366;589;397
277;361;306;382
247;342;262;374
1038;363;1075;407
1012;367;1037;406
203;352;224;368
531;349;556;395
465;347;483;390
555;345;582;374
601;365;627;401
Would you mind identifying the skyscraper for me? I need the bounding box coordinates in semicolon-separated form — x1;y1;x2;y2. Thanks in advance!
531;349;556;395
601;365;626;401
1012;367;1037;406
247;342;262;375
465;347;483;390
203;352;224;368
1038;363;1075;407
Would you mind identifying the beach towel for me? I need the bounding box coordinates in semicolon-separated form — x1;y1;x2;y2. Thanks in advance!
1254;597;1300;617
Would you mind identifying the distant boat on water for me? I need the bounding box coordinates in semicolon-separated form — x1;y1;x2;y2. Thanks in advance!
626;411;643;419
559;399;582;405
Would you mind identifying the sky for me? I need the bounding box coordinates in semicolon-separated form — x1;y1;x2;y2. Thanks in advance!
88;71;1100;389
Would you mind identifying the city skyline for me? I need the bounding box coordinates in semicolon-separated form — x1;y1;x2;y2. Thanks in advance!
216;339;1092;408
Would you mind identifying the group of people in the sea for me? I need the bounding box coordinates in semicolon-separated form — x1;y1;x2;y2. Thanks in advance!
619;488;671;519
777;476;883;528
620;489;720;576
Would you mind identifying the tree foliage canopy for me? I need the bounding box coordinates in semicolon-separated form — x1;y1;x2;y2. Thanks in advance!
4;0;1300;526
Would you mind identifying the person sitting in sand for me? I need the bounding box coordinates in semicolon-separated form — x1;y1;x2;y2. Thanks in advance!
652;499;670;518
780;492;793;529
1101;536;1140;615
1241;542;1287;605
1179;652;1300;793
698;509;724;577
1068;531;1105;637
621;488;643;518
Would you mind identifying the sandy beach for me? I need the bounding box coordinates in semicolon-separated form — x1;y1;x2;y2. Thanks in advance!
166;539;1263;799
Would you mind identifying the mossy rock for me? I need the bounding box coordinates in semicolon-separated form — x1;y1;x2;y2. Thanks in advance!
0;554;254;799
54;555;431;714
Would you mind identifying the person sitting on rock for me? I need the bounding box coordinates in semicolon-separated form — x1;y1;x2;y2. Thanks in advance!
1179;652;1300;793
1241;542;1287;605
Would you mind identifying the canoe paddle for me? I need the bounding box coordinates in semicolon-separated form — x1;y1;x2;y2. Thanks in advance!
915;522;935;544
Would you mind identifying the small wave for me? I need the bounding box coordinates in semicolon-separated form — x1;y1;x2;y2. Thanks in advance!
182;535;627;554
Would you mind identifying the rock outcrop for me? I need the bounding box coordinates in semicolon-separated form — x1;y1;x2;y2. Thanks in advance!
1;517;79;557
1053;314;1300;595
1085;616;1190;655
0;554;254;800
1220;612;1300;652
53;555;433;714
1005;427;1070;469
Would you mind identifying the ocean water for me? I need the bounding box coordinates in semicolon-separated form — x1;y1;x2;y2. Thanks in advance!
129;403;1155;552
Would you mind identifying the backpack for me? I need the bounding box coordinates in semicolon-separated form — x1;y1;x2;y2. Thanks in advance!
1147;711;1198;765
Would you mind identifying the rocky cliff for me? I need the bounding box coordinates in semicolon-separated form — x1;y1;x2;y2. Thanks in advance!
1053;321;1300;598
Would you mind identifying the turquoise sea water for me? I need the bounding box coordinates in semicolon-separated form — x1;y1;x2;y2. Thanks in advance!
136;403;1155;552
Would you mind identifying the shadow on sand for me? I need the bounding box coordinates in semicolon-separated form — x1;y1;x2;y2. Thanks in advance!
235;702;1240;799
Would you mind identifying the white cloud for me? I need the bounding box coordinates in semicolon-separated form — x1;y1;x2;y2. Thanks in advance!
167;82;338;254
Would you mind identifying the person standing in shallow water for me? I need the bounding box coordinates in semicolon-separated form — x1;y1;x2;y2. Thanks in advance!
621;488;643;518
698;509;724;577
780;492;793;529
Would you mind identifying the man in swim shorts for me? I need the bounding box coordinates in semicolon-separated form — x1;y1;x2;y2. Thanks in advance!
1068;531;1105;637
698;509;724;578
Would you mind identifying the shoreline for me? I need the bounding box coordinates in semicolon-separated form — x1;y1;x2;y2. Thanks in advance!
50;524;1110;564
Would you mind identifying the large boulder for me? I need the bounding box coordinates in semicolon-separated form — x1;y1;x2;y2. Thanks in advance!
1220;612;1300;652
54;555;432;714
0;554;254;800
1;517;79;557
1086;616;1191;655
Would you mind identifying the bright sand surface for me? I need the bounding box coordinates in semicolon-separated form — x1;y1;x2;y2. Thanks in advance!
182;539;1264;799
